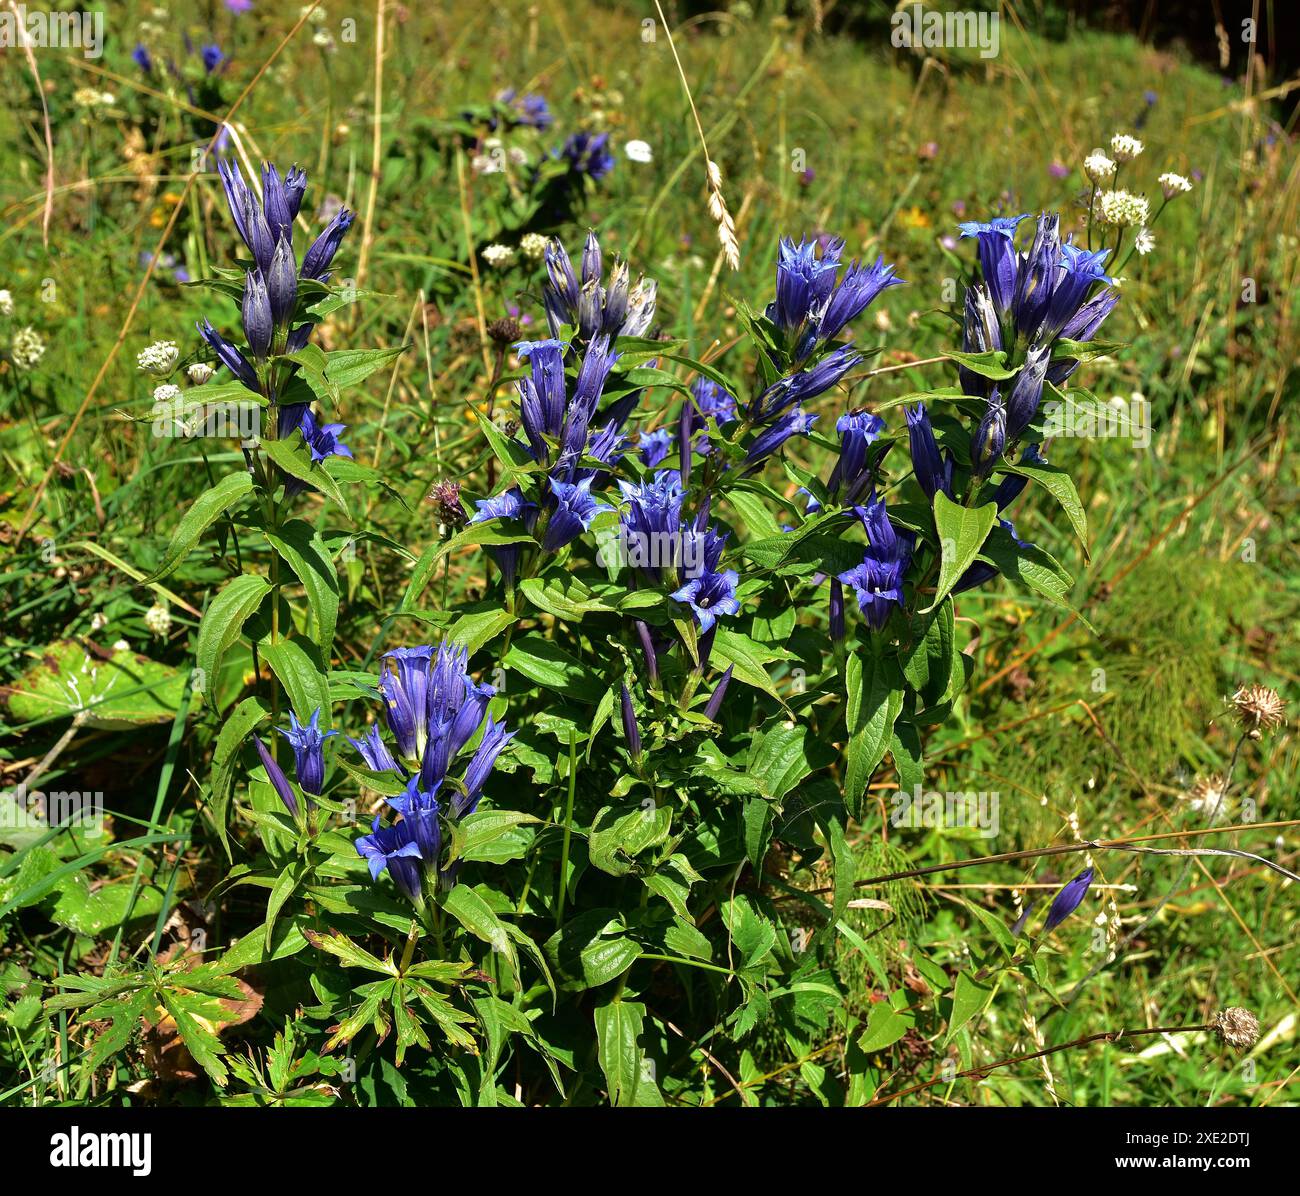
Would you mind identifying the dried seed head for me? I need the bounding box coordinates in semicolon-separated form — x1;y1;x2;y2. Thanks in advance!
1212;1007;1260;1051
487;317;522;346
428;480;467;530
1231;684;1285;732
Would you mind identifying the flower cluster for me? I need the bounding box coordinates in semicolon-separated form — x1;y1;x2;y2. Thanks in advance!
542;231;657;343
198;159;356;464
352;643;514;902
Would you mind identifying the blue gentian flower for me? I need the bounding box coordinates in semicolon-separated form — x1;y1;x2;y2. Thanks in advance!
558;131;615;180
619;469;684;582
300;207;356;282
771;236;843;343
276;708;337;796
818;255;903;343
639;428;672;467
348;723;403;776
385;776;443;869
959;283;1002;398
241;268;273;359
829;577;846;642
1047;288;1118;386
1041;242;1113;342
904;403;954;501
470;487;538;588
298;409;353;463
542;476;611;551
541;234;656;341
958;214;1026;316
196;318;257;389
201;44;224;73
498;88;553;129
702;665;733;721
829;409;885;503
970;390;1007;479
671;569;741;633
1004;344;1051;441
355;815;424;903
837;493;914;630
744;406;818;467
458;716;514;818
1043;867;1095;932
253;736;298;816
620;684;642;759
1012;212;1062;337
132;44;153;74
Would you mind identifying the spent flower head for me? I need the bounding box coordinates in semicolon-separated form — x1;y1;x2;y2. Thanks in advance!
1109;132;1144;162
1083;150;1116;183
1158;171;1193;198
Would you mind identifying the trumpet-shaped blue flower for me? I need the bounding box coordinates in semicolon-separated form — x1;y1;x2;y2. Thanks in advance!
837;492;914;630
744;406;818;467
639;427;672;467
905;403;954;501
276;707;336;796
254;736;298;817
829;409;885;503
1043;867;1095;932
970;390;1007;478
542;476;611;551
1004;344;1051;441
958;214;1026;316
355;815;424;903
671;569;741;634
298;409;353;463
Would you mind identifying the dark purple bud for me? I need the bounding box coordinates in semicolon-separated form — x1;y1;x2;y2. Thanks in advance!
241;269;273;359
301;207;355;281
703;665;733;722
254;736;298;817
267;233;298;327
1010;899;1035;937
829;577;846;642
1043;866;1094;932
620;683;642;759
196;319;258;390
1005;345;1050;441
581;230;602;286
635;620;659;685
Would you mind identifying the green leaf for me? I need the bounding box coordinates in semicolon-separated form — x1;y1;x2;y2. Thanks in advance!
544;910;641;991
594;1000;663;1106
144;470;253;582
711;629;793;711
441;885;519;981
928;492;999;612
588;804;673;877
844;649;903;816
258;636;331;729
900;599;955;707
946;972;993;1044
4;641;187;729
502;635;590;700
264;519;340;654
302;929;397;974
209;696;268;858
946;348;1015;380
260;437;351;514
996;459;1089;560
858;1001;913;1053
976;525;1095;633
196;574;271;705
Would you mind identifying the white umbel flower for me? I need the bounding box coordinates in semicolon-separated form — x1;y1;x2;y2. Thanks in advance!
625;139;653;164
481;244;515;269
1096;189;1150;228
137;339;179;376
1109;132;1144;162
0;289;13;316
1134;228;1155;255
1158;171;1193;198
520;232;547;262
152;383;182;403
10;326;46;370
144;602;171;638
186;362;214;385
1083;151;1116;183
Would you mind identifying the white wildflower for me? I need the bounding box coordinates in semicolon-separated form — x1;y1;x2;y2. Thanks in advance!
137;339;179;376
0;289;12;316
482;244;515;269
520;233;547;262
144;602;171;638
1096;189;1150;228
153;383;182;403
1134;227;1155;256
1159;171;1193;198
1109;132;1144;162
625;139;653;164
1083;150;1116;183
10;326;46;370
186;362;214;386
